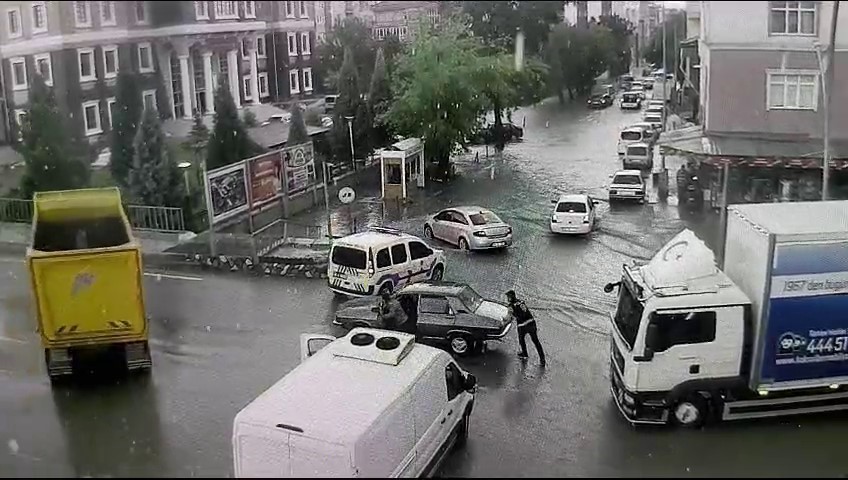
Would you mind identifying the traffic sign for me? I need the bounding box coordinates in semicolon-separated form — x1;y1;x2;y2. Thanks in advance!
338;186;356;204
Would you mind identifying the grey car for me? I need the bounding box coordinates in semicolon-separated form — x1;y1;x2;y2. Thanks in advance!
333;281;513;356
424;206;513;251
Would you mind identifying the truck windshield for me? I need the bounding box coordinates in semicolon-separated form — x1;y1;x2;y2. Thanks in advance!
613;282;644;350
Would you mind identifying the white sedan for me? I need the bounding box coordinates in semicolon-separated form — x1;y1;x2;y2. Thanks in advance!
550;194;597;235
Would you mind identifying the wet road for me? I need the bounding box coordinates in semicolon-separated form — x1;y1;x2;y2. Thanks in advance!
2;97;848;478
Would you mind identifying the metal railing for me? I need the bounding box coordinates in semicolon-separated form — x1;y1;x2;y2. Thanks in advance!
0;198;186;232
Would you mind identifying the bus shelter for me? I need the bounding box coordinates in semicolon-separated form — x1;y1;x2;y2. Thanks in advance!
380;138;424;200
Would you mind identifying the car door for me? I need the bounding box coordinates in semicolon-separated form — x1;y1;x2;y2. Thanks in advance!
587;198;597;227
419;360;469;477
299;334;335;362
431;211;452;241
417;295;455;339
447;211;470;245
390;242;411;287
408;240;435;282
374;246;393;283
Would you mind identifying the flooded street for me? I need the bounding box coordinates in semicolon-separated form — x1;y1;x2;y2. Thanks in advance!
2;98;847;478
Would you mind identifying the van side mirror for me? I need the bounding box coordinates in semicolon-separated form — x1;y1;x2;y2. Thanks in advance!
603;282;620;293
551;199;558;204
464;373;477;392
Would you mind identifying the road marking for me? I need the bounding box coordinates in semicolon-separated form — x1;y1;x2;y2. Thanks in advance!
0;335;27;344
0;257;24;264
143;272;203;282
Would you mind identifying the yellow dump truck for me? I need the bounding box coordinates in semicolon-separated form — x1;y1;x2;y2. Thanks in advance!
27;188;151;378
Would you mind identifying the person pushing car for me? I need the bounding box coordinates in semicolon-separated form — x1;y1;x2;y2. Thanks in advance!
506;290;546;366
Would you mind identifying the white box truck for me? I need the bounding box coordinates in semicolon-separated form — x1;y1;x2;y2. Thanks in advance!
604;201;848;427
232;328;477;477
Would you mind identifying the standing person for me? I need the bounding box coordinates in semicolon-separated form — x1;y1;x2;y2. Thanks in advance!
378;292;408;331
506;290;546;366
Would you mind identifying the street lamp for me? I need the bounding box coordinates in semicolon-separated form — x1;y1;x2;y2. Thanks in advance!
813;0;841;201
345;115;355;171
178;161;192;195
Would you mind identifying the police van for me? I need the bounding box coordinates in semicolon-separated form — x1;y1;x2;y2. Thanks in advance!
232;328;477;478
328;227;446;297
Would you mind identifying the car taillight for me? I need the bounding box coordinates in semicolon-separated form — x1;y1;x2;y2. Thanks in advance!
473;231;487;237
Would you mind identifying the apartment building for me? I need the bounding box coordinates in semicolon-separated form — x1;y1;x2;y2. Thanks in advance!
370;1;439;42
563;1;627;26
0;1;322;146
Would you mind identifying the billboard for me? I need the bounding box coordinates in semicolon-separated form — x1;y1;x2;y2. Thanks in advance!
248;151;283;211
760;241;848;385
206;162;249;224
282;142;316;195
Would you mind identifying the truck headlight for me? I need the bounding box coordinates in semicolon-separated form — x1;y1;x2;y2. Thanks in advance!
623;392;635;405
551;214;557;223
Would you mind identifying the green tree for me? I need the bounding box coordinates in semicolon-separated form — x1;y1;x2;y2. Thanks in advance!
546;23;614;100
287;106;309;146
207;78;262;170
643;10;686;71
110;71;143;187
464;1;564;55
333;47;370;165
389;17;488;180
19;74;90;198
183;111;209;164
315;17;376;92
128;107;184;206
368;48;392;148
598;14;634;77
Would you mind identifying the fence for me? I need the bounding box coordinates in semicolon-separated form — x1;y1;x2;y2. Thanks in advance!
0;197;186;232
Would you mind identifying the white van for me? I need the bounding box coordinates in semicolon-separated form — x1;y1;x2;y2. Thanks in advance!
232;328;477;478
643;112;664;131
617;126;649;155
328;227;446;297
622;142;653;170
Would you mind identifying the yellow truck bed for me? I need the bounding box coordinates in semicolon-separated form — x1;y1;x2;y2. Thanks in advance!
26;188;150;376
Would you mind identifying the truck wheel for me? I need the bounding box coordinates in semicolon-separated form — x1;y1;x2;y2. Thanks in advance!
671;395;707;428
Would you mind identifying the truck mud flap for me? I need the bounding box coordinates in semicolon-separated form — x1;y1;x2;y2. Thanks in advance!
45;348;73;378
125;341;152;371
723;391;848;420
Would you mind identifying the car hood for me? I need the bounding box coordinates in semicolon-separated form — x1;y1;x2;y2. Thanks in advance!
335;296;380;321
474;300;511;324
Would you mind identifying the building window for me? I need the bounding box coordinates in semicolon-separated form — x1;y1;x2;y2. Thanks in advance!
302;67;312;92
195;1;209;19
107;97;116;128
769;1;816;35
32;2;47;34
244;1;256;18
256;36;266;58
74;1;91;27
102;45;118;79
767;71;818;110
138;42;154;73
7;7;22;38
287;32;297;56
10;57;27;90
142;89;157;112
135;1;148;24
242;75;253;101
299;0;308;18
289;68;300;94
100;1;115;26
300;32;311;55
285;0;295;18
400;25;408;39
34;53;52;86
82;101;102;136
214;1;238;19
78;48;96;82
241;38;249;57
374;27;385;40
258;72;268;97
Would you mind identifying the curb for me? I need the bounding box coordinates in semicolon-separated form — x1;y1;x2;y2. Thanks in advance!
143;251;329;279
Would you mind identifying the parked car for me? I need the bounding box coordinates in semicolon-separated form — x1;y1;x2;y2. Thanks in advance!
587;93;612;109
643;111;664;131
631;81;645;99
622;142;654;170
618;126;651;155
643;77;655;90
608;170;646;203
629;121;660;143
333;281;513;356
620;92;642;110
424;206;513;251
550;194;598;235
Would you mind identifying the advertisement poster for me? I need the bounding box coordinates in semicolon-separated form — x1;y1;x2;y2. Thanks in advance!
248;151;283;210
760;241;848;384
282;142;316;195
206;162;249;224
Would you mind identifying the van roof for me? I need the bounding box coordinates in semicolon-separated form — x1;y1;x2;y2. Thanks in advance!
334;230;418;249
730;201;848;236
615;169;643;176
234;330;444;446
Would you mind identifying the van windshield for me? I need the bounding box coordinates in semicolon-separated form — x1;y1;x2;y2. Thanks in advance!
613;175;642;185
627;146;648;156
613;281;644;350
621;131;642;141
623;94;638;101
331;246;367;269
556;202;587;213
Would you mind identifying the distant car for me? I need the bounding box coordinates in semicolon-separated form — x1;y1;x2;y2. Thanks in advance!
608;170;646;203
550;194;598;235
643;111;664;131
620;92;642;110
424;206;513;251
324;94;339;113
629;121;660;143
643;77;655;90
631;81;645;99
647;99;666;109
587;93;612;109
333;281;513;356
622;142;654;170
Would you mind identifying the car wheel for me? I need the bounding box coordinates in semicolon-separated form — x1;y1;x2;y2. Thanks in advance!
378;282;393;296
448;334;472;356
431;264;444;281
458;238;469;251
671;395;708;428
424;225;434;240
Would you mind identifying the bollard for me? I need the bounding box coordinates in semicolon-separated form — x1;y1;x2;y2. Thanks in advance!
490;164;495;180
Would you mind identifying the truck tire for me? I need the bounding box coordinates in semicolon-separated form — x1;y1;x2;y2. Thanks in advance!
671;394;708;428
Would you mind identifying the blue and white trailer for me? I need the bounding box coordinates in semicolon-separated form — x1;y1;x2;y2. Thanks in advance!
604;201;848;427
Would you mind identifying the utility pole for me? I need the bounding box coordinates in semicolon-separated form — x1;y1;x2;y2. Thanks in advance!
661;3;667;128
822;0;840;201
345;115;355;171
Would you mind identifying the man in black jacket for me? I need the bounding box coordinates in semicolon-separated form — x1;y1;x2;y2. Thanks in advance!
506;290;546;366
